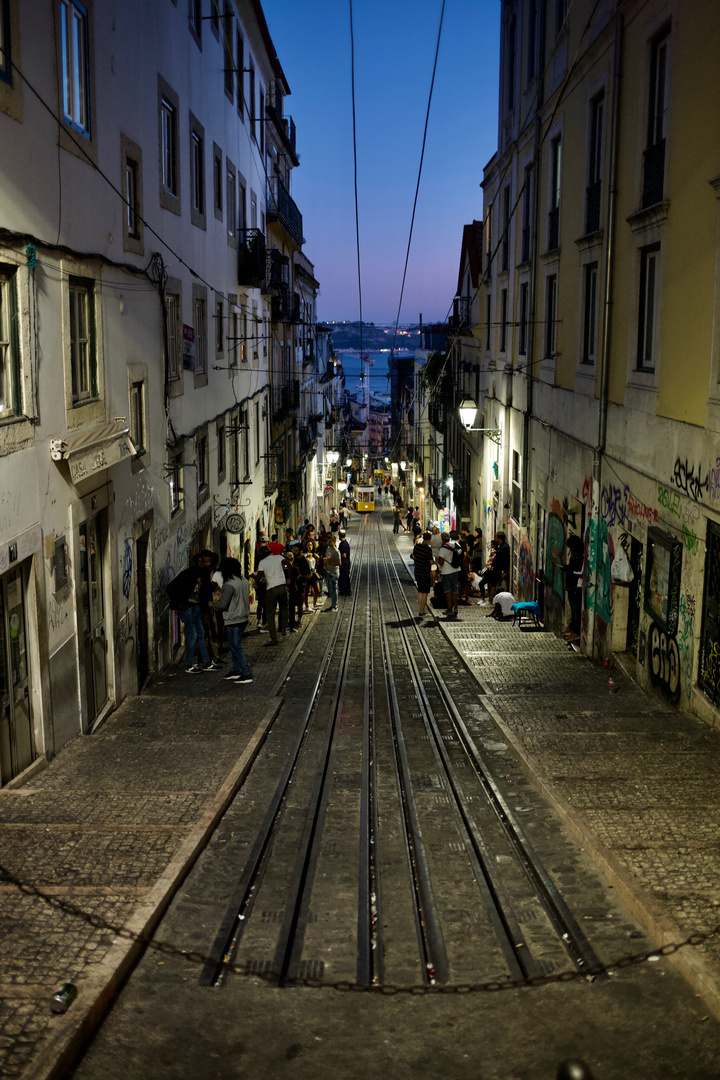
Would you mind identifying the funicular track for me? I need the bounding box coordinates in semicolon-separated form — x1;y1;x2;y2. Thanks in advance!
199;510;604;990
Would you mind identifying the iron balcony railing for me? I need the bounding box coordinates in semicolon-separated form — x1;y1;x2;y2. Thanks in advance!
272;384;290;421
267;176;304;247
448;296;471;330
237;228;266;288
265;453;280;494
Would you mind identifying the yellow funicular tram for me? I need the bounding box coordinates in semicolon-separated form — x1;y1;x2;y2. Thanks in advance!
354;485;375;512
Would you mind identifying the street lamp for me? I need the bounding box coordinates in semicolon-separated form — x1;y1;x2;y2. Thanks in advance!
458;398;502;444
326;450;340;465
345;457;352;467
400;460;407;471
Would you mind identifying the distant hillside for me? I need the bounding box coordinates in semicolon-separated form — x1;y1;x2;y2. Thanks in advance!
327;322;422;352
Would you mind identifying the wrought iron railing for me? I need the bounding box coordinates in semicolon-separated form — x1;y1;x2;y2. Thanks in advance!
237;229;266;288
267;176;304;246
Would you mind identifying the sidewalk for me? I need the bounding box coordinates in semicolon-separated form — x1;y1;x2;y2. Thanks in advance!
394;526;720;1015
0;611;320;1080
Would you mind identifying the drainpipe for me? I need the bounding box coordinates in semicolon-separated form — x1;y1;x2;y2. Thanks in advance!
523;0;545;582
589;4;623;657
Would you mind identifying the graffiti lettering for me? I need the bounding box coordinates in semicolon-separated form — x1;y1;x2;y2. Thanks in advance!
649;621;681;702
545;513;565;601
658;485;682;518
518;541;534;599
681;523;699;554
709;457;720;501
122;539;133;599
585;518;613;625
600;483;629;527
581;476;594;512
48;595;70;634
677;594;695;703
703;641;720;698
671;458;708;503
627;493;658;525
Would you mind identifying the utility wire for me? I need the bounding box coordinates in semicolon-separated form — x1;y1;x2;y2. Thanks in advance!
389;0;446;359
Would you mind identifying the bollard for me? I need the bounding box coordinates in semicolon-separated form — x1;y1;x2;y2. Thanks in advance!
556;1059;596;1080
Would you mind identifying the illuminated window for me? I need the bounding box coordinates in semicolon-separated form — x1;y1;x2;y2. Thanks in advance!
60;0;90;136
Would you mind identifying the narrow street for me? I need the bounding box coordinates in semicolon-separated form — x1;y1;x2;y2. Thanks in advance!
3;510;720;1080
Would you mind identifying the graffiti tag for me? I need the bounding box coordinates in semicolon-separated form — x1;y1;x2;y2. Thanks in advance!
649;621;681;702
671;458;708;503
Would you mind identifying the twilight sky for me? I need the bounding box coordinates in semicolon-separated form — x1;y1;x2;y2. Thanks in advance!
263;0;501;326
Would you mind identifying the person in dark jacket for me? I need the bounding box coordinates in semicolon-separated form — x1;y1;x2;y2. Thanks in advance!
338;531;351;596
493;531;510;598
166;558;217;673
210;557;252;682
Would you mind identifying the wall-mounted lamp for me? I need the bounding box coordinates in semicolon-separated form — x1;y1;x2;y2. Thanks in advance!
458;398;502;444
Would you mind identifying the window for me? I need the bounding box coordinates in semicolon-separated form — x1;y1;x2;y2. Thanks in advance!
130;380;146;454
0;269;20;418
238;181;247;233
229;409;239;483
512;450;521;522
500;288;508;353
223;2;233;101
248;60;256;139
60;0;90;136
259;88;265;155
197;433;208;501
526;0;537;84
586;92;604;233
161;98;177;195
0;0;11;84
69;278;96;404
518;282;528;356
226;165;236;239
125;157;139;237
240;404;249;478
166;292;180;381
191;129;204;218
189;0;201;46
236;29;244;115
254;399;261;464
645;527;681;632
544;275;557;359
548;135;561;250
643;26;670;207
194;297;206;376
485;294;492;351
169;451;184;518
229;306;240;367
521;165;532;262
637;243;660;372
582;263;598;365
217;421;225;481
501;185;511;272
215;297;224;355
505;15;516;112
485;201;493;276
213;144;222;220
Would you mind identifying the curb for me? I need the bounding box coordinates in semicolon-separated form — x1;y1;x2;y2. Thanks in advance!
22;696;283;1080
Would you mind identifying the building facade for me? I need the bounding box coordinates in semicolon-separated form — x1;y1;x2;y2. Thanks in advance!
0;0;322;783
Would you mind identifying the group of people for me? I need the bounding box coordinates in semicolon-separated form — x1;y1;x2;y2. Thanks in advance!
166;523;353;681
410;526;513;621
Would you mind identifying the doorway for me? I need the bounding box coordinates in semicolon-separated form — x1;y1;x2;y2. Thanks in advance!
626;537;644;656
0;566;34;786
79;514;108;728
136;531;150;690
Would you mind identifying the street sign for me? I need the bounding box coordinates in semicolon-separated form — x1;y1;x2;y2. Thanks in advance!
224;512;245;534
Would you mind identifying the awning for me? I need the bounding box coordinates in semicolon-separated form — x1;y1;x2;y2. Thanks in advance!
50;420;136;484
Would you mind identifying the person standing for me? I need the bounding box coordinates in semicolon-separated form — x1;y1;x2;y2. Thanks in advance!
437;531;462;620
165;558;218;673
255;548;289;645
285;552;304;633
211;557;252;682
392;506;402;534
330;509;340;534
323;533;341;611
411;531;434;618
405;506;414;533
563;534;584;641
338;530;351;596
493;531;511;597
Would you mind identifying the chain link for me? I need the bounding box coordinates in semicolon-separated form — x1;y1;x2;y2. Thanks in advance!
3;861;720;995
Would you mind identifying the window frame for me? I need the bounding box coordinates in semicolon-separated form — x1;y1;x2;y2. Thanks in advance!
60;0;90;137
189;113;206;230
226;160;237;245
223;2;233;102
215;296;224;356
544;273;557;360
582;262;598;365
216;420;226;482
0;0;12;85
121;134;144;255
637;242;661;373
212;143;223;221
68;275;97;406
169;448;184;520
158;76;180;214
193;295;207;378
0;267;21;420
196;430;209;504
165;291;181;383
129;378;146;455
518;280;529;357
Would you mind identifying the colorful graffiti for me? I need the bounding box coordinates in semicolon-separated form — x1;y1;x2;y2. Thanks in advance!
545;513;565;601
671;458;708;502
710;457;720;501
658;485;682;519
677;593;695;703
518;541;534;599
585;518;613;626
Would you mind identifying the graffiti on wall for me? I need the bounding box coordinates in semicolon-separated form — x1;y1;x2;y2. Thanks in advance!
518;541;534;598
676;593;695;703
648;621;681;702
671;458;708;503
122;539;133;600
545;513;565;601
709;457;720;501
585;518;614;627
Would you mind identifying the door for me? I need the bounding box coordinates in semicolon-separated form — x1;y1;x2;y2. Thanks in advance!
699;522;720;707
0;567;34;786
626;537;643;655
136;532;150;690
79;515;107;727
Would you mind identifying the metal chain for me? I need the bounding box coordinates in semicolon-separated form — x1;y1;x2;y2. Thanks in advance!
3;861;720;995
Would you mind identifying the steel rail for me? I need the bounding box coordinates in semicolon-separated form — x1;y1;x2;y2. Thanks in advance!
378;512;605;981
200;523;369;986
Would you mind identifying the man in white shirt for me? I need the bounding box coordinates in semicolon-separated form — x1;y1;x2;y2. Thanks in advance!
255;552;289;644
436;531;462;620
490;591;517;620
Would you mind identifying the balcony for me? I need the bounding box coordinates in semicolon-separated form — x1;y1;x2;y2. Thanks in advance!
429;401;444;432
448;296;470;331
291;292;301;323
266;80;299;166
428;473;445;510
642;139;665;208
237;229;266;288
265;453;280;495
271;285;292;323
272;385;290;421
267;176;304;247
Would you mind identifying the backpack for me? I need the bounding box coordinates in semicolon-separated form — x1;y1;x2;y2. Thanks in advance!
443;543;462;570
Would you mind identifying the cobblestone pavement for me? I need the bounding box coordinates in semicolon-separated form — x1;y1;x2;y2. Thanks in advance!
5;517;720;1078
394;527;720;1001
0;611;316;1079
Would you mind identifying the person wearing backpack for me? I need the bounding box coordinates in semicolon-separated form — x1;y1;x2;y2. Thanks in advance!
436;531;462;620
165;557;218;673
